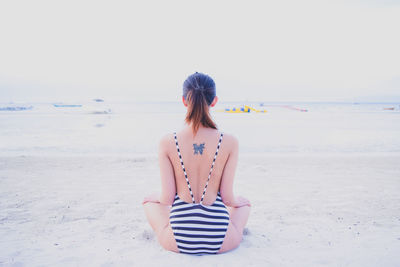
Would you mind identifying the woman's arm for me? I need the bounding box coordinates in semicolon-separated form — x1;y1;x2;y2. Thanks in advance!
142;134;176;206
158;134;177;205
220;135;251;208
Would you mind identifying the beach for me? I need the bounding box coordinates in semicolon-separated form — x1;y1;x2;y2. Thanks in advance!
0;101;400;266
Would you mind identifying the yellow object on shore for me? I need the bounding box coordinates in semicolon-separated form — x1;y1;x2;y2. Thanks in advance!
244;105;266;113
216;105;267;113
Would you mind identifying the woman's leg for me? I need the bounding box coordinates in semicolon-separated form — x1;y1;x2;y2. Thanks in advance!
143;202;179;252
218;205;251;253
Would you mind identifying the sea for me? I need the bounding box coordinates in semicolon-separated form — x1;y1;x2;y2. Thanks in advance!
0;100;399;156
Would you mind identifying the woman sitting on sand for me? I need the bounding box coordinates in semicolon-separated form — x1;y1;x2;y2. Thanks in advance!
142;72;251;255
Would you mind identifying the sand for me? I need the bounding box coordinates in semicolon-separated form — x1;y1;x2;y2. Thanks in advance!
1;153;399;266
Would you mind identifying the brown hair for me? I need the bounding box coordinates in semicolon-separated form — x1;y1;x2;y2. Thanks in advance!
183;72;217;135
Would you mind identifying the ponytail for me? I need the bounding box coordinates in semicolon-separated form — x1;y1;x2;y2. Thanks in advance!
183;72;217;136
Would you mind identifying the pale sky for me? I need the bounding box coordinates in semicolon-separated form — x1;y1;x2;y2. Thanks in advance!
0;0;399;102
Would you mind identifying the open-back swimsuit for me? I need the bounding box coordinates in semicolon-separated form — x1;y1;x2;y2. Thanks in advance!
169;132;230;255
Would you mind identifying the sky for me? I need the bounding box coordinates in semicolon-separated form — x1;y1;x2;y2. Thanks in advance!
0;0;399;103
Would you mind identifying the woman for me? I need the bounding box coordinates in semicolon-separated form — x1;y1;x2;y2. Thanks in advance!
142;72;251;255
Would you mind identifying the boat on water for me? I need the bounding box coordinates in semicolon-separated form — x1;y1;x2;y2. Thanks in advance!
53;104;82;107
0;105;33;111
281;105;308;112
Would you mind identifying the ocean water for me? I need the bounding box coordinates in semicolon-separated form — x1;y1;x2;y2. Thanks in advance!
0;100;399;156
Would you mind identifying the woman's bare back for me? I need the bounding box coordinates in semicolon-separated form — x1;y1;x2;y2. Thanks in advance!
166;126;232;205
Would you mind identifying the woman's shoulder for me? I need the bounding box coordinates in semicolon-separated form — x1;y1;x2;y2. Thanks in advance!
220;132;239;150
160;132;175;142
158;132;175;151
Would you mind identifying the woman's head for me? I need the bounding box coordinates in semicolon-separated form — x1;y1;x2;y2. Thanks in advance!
182;72;218;135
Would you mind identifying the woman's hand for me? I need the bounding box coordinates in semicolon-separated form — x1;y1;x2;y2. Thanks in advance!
142;192;161;205
232;196;251;208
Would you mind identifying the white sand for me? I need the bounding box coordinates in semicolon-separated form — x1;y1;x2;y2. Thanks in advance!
1;153;399;266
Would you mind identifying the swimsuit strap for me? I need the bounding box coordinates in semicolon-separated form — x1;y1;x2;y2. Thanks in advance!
200;132;224;205
174;132;196;204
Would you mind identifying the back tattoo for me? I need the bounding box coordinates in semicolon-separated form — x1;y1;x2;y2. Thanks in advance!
193;143;205;155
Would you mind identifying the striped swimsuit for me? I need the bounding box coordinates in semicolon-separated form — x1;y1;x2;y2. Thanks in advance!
170;132;230;255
